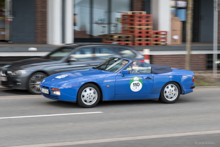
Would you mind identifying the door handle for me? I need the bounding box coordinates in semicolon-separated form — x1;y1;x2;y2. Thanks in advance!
145;77;152;79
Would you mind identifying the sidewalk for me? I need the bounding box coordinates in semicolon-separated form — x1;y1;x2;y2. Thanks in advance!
0;43;220;52
194;72;220;86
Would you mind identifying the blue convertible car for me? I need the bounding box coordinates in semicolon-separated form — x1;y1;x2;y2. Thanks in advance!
40;57;195;107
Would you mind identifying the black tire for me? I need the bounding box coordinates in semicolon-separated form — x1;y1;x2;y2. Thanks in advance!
159;82;180;103
77;83;101;108
28;72;47;94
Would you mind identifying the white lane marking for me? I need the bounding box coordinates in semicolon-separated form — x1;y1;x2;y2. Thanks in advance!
0;112;103;120
0;95;43;100
11;130;220;147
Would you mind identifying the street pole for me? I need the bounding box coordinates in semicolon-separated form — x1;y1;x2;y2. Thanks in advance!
213;0;218;78
185;0;193;70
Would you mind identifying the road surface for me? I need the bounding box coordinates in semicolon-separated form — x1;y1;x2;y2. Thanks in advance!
0;86;219;147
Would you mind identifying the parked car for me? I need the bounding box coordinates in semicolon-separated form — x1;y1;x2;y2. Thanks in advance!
0;43;143;94
41;57;195;108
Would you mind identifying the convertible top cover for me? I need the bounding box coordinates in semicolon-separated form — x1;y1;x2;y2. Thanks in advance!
151;64;172;74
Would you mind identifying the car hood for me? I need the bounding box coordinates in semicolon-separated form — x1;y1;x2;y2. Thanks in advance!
5;58;56;70
41;69;113;87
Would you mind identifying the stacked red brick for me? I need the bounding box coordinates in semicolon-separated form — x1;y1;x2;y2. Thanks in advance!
121;11;153;46
102;34;133;46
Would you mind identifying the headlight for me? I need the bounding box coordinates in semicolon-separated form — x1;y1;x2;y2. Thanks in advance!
51;88;61;95
0;70;3;76
8;70;26;76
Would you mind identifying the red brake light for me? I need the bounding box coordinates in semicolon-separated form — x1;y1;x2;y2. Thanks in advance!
192;76;194;82
140;60;145;63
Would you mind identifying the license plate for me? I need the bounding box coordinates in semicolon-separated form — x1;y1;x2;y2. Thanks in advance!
0;77;7;81
41;88;49;94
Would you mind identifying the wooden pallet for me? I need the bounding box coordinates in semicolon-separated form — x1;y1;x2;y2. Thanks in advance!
152;42;167;46
134;42;152;46
121;11;146;15
151;38;167;42
102;41;133;46
121;18;152;23
122;26;153;31
134;38;152;42
102;34;133;42
152;31;168;35
122;22;153;27
122;30;152;35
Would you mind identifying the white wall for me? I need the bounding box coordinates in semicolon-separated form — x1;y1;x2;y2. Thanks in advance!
47;0;73;45
65;0;73;44
47;0;62;45
151;0;171;44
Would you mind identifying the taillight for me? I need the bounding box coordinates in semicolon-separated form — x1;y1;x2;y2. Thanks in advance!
140;60;145;63
192;76;194;82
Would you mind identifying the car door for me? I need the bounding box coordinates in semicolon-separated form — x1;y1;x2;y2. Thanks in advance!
56;47;95;73
115;61;154;100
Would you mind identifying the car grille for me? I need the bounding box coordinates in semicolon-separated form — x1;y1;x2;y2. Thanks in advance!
42;93;59;100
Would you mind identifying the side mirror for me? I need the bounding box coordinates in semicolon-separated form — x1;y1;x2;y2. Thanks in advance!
68;56;77;62
121;70;130;77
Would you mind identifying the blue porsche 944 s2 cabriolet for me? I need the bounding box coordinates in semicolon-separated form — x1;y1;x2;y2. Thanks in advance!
40;57;195;107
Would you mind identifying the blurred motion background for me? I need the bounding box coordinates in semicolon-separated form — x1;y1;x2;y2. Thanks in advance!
0;0;219;86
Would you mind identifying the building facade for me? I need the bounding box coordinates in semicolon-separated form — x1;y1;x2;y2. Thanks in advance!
0;0;219;70
0;0;219;44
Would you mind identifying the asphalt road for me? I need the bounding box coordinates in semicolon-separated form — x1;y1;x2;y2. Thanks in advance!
0;86;220;147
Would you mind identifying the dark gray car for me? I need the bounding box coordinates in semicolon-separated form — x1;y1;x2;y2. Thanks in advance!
0;43;144;94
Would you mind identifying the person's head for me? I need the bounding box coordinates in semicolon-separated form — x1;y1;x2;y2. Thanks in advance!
122;60;128;67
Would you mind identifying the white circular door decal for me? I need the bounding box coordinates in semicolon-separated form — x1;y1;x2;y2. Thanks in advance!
130;76;143;92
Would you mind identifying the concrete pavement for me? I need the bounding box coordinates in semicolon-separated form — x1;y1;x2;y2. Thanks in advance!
0;86;219;147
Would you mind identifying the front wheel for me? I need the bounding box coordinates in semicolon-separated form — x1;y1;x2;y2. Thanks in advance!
159;82;180;103
28;72;47;94
77;84;101;108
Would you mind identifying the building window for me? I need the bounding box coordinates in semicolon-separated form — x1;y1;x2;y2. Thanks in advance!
74;0;131;42
74;0;91;39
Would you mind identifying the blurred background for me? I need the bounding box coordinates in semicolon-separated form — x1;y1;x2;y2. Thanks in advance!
0;0;219;85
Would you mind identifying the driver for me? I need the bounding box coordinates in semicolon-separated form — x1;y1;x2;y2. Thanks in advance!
122;60;128;67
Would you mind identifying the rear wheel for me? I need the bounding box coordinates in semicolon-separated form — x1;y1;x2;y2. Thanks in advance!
28;72;47;94
77;84;100;108
159;82;180;103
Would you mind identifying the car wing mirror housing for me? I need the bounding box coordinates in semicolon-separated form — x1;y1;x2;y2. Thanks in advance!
68;56;77;62
121;70;130;77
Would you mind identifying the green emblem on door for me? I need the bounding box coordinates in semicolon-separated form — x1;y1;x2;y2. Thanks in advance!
129;76;143;92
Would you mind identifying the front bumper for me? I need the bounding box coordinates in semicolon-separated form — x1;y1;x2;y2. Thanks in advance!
41;84;77;102
0;75;27;90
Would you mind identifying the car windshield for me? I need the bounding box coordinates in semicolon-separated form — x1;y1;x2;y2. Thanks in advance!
44;47;75;61
94;58;129;73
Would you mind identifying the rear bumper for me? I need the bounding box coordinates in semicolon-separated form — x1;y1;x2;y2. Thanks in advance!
191;85;195;89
